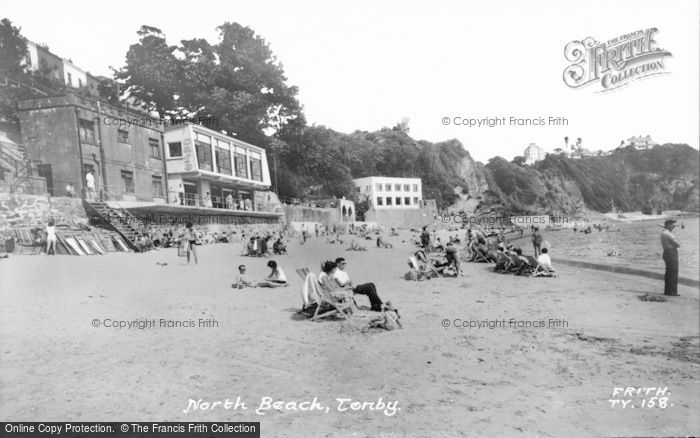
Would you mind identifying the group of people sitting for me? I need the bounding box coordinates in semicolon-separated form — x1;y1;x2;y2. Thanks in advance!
299;257;385;314
471;240;555;276
243;232;287;257
406;243;462;280
232;260;289;288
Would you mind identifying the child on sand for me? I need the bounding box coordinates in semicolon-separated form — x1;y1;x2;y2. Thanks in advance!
232;264;258;288
368;301;402;331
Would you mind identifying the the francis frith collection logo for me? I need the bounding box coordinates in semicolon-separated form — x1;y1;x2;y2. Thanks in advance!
563;28;672;92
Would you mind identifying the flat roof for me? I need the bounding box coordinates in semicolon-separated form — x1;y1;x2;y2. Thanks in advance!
166;124;265;153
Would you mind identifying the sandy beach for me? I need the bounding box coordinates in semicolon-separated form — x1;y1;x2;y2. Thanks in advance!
1;232;698;437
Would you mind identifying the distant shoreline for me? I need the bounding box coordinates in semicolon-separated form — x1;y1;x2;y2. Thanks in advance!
602;210;699;223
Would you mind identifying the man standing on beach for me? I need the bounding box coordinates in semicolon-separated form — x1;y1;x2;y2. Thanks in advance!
532;227;542;257
660;219;680;296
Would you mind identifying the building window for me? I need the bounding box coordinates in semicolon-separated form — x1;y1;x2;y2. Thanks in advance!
386;197;392;206
394;184;401;191
168;142;182;158
78;119;96;144
413;197;419;205
152;175;163;197
67;72;72;86
385;184;391;191
404;197;411;205
234;153;247;179
404;184;410;191
413;184;418;192
121;170;134;194
149;138;161;159
216;147;232;175
395;197;401;205
78;78;83;87
117;129;129;143
195;141;213;171
355;186;360;193
376;197;383;206
250;157;263;182
376;184;382;192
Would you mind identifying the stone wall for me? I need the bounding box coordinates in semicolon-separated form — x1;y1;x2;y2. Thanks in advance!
0;193;87;239
364;204;438;229
282;205;340;228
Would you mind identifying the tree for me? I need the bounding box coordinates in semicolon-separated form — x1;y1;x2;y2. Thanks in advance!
0;19;27;76
116;26;182;117
117;23;302;147
564;136;569;158
512;155;526;166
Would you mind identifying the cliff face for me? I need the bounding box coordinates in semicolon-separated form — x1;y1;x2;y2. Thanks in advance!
449;144;699;216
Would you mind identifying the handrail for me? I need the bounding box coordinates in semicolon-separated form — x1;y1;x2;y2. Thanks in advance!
96;191;145;237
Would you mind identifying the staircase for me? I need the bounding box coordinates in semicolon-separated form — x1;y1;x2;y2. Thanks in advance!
83;198;145;252
0;140;38;192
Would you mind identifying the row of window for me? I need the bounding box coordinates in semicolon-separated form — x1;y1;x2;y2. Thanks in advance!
77;120;263;182
376;183;419;192
78;119;162;159
189;141;263;182
375;196;420;206
119;170;163;197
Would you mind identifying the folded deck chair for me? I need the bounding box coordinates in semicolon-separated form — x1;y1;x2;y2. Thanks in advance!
525;255;556;277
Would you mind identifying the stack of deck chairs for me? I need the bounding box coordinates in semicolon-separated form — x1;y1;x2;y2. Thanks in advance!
11;226;132;256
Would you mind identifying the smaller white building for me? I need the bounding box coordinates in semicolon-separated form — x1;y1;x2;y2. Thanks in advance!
353;176;422;209
524;143;544;165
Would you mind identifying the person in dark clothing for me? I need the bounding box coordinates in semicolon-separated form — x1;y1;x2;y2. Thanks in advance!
420;226;431;249
333;257;384;311
532;227;542;257
660;219;680;296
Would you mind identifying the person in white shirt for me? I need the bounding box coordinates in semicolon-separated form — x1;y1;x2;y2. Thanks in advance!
259;260;288;288
537;247;555;272
85;171;95;200
333;257;384;312
45;219;57;255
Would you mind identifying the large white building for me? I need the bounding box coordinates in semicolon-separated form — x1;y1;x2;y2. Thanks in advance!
353;176;422;209
523;143;544;165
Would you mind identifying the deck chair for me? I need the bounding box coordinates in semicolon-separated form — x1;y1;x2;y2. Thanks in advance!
315;276;355;321
493;252;512;273
295;269;354;321
471;246;490;263
525;256;556;277
409;256;443;279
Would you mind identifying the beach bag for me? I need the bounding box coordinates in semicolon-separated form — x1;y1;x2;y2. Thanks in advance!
178;242;187;257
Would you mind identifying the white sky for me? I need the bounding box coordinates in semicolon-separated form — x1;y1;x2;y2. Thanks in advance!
3;0;698;162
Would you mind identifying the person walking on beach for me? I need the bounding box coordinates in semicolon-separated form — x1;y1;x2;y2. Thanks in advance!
185;222;198;265
660;219;680;296
532;227;542;257
420;225;430;249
